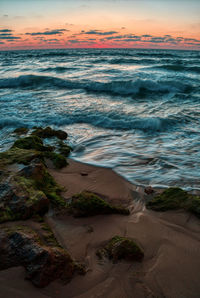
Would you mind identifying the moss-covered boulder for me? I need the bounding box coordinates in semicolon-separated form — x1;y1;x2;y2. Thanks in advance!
0;173;49;223
19;162;67;208
58;141;72;157
12;135;53;152
32;127;68;140
146;187;200;218
68;191;130;217
0;226;78;287
0;160;68;223
44;151;68;169
96;236;144;263
0;147;42;168
13;127;29;135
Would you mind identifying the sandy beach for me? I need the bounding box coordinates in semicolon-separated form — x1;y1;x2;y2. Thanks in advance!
1;159;200;298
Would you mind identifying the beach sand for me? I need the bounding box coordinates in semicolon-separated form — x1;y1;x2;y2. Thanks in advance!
0;159;200;298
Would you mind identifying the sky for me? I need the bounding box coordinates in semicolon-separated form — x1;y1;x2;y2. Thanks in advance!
0;0;200;50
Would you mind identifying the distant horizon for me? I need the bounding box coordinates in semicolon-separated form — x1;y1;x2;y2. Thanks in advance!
0;47;200;52
0;0;200;51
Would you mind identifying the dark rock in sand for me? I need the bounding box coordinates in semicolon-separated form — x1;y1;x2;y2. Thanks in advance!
146;187;200;218
68;191;130;217
144;186;154;195
96;235;144;263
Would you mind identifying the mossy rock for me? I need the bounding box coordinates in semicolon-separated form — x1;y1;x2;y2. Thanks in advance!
44;151;68;169
32;127;68;140
146;188;189;211
0;148;43;167
0;161;66;223
0;174;49;224
13;127;29;135
58;141;72;157
68;191;130;217
97;235;144;263
19;162;67;208
146;187;200;218
12;135;53;152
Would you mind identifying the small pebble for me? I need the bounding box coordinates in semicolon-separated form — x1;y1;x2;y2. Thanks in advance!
81;172;88;176
144;186;154;195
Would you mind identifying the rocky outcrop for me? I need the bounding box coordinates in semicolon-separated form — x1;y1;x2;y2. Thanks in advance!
32;127;68;140
146;187;200;218
0;171;49;223
0;226;77;287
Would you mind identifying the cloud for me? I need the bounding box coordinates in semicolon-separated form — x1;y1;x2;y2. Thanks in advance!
0;29;13;33
98;32;200;47
83;30;118;36
0;36;21;40
26;29;69;36
0;29;21;41
0;33;13;36
68;39;95;44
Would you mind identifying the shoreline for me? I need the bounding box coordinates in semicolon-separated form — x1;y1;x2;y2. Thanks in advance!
0;129;200;298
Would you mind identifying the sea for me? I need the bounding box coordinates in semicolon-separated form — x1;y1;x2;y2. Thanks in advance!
0;48;199;191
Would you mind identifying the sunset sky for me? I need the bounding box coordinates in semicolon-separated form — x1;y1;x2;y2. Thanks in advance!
0;0;200;50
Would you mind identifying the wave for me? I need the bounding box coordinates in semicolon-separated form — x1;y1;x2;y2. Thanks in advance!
150;64;200;73
0;75;193;96
0;111;183;133
39;66;76;73
135;52;177;58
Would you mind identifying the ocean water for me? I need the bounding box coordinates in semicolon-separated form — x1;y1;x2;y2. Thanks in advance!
0;48;200;190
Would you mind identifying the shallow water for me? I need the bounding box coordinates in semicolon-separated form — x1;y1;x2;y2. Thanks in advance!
0;48;199;190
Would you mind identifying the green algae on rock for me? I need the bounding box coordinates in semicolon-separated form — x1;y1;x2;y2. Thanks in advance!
96;235;144;263
19;162;67;208
68;191;130;217
44;151;68;169
146;187;200;218
12;135;53;152
0;173;49;224
58;140;72;157
32;126;68;140
13;127;29;135
0;147;42;168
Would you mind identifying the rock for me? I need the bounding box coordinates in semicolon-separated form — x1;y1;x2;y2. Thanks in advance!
81;172;88;176
0;147;42;167
44;151;68;169
18;161;67;208
0;173;49;223
0;227;76;287
13;127;29;135
68;191;130;217
58;141;72;157
96;235;144;263
144;186;154;195
32;127;68;140
146;187;200;218
12;135;53;152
